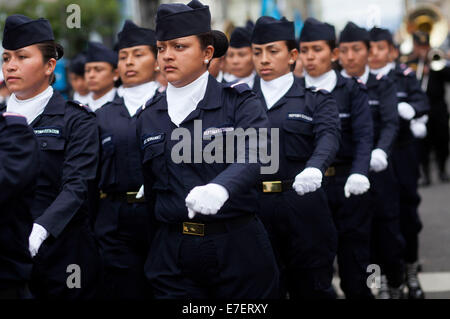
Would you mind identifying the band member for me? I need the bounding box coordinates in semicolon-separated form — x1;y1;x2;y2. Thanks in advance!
68;52;91;105
136;0;279;298
362;26;404;299
370;27;429;299
404;31;450;184
0;112;39;299
225;21;256;87
84;42;119;111
1;14;102;299
300;20;374;299
252;16;341;299
93;20;160;299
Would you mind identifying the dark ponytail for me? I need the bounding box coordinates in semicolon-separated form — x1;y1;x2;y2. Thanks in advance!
36;41;64;85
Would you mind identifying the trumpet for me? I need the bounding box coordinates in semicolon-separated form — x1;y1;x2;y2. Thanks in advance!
427;48;447;72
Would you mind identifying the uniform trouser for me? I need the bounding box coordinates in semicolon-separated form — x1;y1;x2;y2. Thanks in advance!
419;108;449;174
369;164;406;288
392;142;423;263
0;282;31;299
257;189;337;299
94;198;151;299
30;218;102;299
145;215;279;299
323;174;374;299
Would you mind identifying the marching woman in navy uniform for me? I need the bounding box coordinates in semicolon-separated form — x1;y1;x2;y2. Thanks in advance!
225;21;256;87
94;20;159;299
68;52;91;105
251;16;341;299
368;27;429;299
1;15;101;299
0;112;38;299
136;0;279;298
299;19;374;299
339;26;402;299
84;42;119;112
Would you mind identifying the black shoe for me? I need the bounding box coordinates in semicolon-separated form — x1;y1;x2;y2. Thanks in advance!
389;285;405;299
377;275;391;299
406;263;425;299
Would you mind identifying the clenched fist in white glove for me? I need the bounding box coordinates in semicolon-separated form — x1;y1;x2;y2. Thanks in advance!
370;148;388;172
344;173;370;198
397;102;416;120
410;115;428;139
28;223;49;258
185;183;230;219
292;167;323;196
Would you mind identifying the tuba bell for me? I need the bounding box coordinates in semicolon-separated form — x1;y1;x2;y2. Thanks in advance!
399;3;448;67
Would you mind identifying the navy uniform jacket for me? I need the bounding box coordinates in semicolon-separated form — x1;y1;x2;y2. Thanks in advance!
0;113;38;288
387;63;429;146
365;73;399;155
95;96;145;193
252;76;341;180
1;92;99;238
301;72;373;176
136;75;269;223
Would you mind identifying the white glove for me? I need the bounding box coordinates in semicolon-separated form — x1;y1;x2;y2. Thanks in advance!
28;223;50;258
292;167;323;196
410;119;427;138
370;148;388;172
136;185;144;199
344;173;370;198
416;114;428;124
397;102;416;120
185;183;230;219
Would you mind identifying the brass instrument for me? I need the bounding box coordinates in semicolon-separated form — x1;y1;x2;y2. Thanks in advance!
399;3;448;72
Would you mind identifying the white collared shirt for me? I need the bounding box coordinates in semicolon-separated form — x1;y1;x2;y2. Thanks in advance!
166;71;209;126
370;62;395;77
119;81;159;117
87;87;117;112
73;92;92;106
234;71;257;89
341;65;370;84
305;69;337;93
260;72;294;109
7;86;54;124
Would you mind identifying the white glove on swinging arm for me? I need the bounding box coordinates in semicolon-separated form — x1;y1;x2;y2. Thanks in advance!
28;223;49;258
292;167;323;196
344;173;370;198
185;183;230;219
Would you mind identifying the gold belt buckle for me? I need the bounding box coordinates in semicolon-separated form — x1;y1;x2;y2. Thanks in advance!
325;167;336;177
182;222;205;236
126;192;145;203
99;191;107;199
262;181;282;193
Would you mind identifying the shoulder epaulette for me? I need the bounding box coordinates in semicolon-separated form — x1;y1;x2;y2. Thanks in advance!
1;112;28;126
225;81;251;94
67;100;94;114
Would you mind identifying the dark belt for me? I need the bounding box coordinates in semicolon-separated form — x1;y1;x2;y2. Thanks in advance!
261;179;294;193
168;214;255;236
99;191;146;203
324;165;352;177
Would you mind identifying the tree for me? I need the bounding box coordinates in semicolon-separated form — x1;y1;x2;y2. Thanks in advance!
0;0;120;58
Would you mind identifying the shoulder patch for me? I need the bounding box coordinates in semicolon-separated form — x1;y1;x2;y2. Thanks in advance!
403;67;414;76
67;100;94;114
306;86;330;95
225;81;251;94
1;112;28;126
